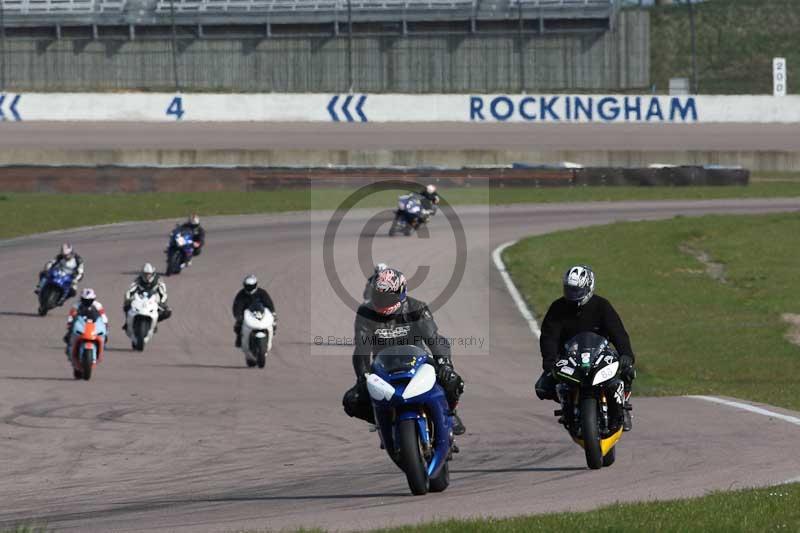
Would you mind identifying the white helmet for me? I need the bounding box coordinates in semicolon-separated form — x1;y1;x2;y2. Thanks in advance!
374;262;388;274
188;213;200;226
426;184;437;195
80;288;96;307
563;265;595;306
61;243;74;257
243;274;258;294
141;263;156;284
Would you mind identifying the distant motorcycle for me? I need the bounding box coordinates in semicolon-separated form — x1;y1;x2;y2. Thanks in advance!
37;266;76;316
389;194;434;237
553;332;625;469
366;345;454;495
240;302;274;368
165;227;196;276
125;291;160;352
68;312;107;381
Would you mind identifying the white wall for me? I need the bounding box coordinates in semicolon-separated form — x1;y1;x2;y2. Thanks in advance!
1;92;798;123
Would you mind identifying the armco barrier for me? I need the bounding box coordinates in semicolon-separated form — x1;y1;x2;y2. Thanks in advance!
0;166;749;193
0;92;799;123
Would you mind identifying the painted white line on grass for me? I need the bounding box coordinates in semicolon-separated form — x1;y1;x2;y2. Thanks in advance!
688;395;800;427
491;240;541;339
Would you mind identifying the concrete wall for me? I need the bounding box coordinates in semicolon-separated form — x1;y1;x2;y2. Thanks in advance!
0;148;795;172
0;11;649;93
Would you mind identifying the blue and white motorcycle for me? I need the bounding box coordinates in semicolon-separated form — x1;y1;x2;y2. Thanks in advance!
366;345;454;495
37;266;76;316
389;193;434;237
165;227;196;276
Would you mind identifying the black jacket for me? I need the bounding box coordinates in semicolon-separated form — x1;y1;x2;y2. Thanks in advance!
353;296;452;378
232;288;276;321
178;223;206;245
539;295;634;372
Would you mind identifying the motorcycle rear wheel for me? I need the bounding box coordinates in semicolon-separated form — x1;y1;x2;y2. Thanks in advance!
398;419;428;495
580;397;603;470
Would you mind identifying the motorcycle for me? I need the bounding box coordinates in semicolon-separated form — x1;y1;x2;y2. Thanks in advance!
68;312;107;381
553;331;626;469
165;228;196;276
389;194;434;237
126;291;160;352
241;303;274;368
365;345;454;495
37;266;75;316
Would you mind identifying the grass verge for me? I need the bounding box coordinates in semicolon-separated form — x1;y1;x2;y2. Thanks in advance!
371;482;800;533
3;180;800;240
503;212;800;410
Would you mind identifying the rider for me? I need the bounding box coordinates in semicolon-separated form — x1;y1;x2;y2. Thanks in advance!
420;184;440;208
232;275;277;348
63;288;108;357
418;184;440;222
176;213;206;257
35;243;84;299
344;267;466;436
122;263;171;331
535;265;636;431
363;262;388;301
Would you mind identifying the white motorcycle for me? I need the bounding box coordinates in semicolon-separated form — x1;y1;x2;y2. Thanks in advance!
126;292;160;352
241;304;274;368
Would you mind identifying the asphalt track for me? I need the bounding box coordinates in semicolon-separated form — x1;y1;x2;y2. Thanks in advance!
2;198;800;532
2;122;800;151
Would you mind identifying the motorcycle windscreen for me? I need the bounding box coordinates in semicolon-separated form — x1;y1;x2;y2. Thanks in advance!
372;346;429;374
564;331;613;365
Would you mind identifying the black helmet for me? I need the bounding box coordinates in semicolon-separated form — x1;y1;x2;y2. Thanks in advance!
369;268;407;315
243;274;258;294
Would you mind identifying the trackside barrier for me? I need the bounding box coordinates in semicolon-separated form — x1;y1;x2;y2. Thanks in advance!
0;93;799;123
0;165;749;193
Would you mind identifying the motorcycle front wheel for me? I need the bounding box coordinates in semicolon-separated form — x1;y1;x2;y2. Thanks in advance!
398;419;428;495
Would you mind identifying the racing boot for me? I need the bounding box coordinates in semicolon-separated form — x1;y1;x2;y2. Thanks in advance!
234;333;242;348
623;402;633;432
451;410;466;436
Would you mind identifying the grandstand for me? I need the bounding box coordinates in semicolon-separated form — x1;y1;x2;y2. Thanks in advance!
0;0;616;36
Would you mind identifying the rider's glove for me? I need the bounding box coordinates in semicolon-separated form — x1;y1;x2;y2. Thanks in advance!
437;363;465;396
619;355;636;381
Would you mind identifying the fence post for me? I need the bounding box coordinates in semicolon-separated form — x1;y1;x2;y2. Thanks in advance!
170;0;181;93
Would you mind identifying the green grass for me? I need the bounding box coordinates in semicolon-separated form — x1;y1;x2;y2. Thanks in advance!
371;483;800;533
650;0;800;94
504;212;800;410
4;180;800;240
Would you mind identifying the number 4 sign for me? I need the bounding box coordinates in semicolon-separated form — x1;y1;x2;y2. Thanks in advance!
166;96;185;120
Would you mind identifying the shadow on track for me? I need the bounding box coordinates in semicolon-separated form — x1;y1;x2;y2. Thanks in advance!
1;376;75;382
452;466;585;474
154;363;247;370
0;311;41;317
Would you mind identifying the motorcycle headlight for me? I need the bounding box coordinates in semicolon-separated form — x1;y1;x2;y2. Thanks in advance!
366;373;395;402
592;361;619;386
401;363;436;400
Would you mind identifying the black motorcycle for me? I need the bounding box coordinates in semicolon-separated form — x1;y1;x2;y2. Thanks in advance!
553;332;626;469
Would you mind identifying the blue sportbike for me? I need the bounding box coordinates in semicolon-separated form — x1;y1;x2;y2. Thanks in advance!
37;266;76;316
165;227;196;276
366;345;454;495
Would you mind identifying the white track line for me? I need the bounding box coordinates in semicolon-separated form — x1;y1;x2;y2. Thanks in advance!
491;240;541;339
687;395;800;427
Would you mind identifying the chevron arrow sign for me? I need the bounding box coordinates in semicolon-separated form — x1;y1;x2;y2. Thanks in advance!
327;94;368;122
0;94;22;121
